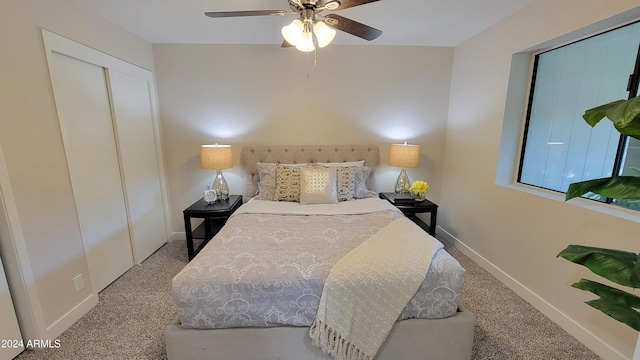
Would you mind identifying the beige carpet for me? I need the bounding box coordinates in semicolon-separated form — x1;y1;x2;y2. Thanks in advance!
15;238;601;360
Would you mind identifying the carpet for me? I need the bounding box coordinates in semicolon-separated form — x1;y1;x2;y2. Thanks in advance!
15;238;601;360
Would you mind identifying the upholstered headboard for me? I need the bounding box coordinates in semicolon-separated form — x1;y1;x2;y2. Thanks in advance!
240;144;379;198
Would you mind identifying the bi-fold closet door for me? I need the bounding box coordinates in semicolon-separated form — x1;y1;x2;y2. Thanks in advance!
43;30;167;292
0;192;23;360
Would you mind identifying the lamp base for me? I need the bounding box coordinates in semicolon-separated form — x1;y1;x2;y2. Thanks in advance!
394;168;411;194
212;170;229;201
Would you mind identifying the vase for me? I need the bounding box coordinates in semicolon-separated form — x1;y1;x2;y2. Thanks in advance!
415;192;426;201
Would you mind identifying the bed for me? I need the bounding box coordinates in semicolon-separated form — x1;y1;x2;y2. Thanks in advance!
165;145;475;360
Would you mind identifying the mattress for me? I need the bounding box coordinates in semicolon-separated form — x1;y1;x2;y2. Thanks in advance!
172;198;465;329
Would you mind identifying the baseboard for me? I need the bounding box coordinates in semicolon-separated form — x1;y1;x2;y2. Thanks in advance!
42;293;98;343
436;225;627;360
170;232;185;242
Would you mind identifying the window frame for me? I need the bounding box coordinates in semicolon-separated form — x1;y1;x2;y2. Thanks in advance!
516;20;640;206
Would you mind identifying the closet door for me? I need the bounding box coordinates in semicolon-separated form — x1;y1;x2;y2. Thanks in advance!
49;52;134;292
0;256;23;360
107;70;166;263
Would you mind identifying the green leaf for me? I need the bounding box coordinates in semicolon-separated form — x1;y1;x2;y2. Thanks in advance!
565;176;640;201
584;297;640;331
633;256;640;288
583;100;626;127
605;96;640;128
583;97;640;140
613;114;640;140
571;279;640;308
557;245;640;288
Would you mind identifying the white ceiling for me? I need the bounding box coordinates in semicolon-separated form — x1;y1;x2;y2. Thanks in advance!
75;0;534;47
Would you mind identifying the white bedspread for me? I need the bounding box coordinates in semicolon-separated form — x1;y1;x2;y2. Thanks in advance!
233;197;401;216
172;198;465;329
310;217;443;360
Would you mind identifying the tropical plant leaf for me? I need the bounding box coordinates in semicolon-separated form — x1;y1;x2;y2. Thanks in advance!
613;115;640;140
585;298;640;332
557;245;640;288
565;176;640;201
571;279;640;308
583;97;640;140
583;99;626;127
564;96;640;332
633;258;640;288
605;96;640;128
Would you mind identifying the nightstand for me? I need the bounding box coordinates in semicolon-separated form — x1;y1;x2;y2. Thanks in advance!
183;195;243;261
379;192;438;237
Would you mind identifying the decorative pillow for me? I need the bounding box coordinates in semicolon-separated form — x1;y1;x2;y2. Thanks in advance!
317;160;365;167
274;164;302;202
354;166;377;199
255;162;277;200
255;163;308;200
335;166;356;201
299;167;338;204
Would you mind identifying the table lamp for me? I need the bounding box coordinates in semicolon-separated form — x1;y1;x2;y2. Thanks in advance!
389;142;420;194
200;144;232;201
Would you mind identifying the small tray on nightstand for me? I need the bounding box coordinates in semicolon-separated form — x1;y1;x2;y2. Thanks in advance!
384;193;416;205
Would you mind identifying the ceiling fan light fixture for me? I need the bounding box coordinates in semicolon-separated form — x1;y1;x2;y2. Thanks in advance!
282;19;305;46
206;1;384;52
282;18;318;52
295;31;315;52
314;22;336;48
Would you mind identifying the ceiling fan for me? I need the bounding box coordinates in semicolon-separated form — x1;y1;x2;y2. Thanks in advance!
204;0;383;52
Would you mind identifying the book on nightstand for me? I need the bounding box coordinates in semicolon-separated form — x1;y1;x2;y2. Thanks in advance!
387;193;416;205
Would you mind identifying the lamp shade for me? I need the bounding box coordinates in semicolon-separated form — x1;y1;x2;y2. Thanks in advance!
314;22;336;48
282;19;335;52
296;31;315;52
282;19;315;52
389;143;420;168
200;144;232;170
282;19;304;46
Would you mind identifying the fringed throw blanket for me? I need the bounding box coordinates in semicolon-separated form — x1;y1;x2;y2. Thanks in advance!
309;217;443;360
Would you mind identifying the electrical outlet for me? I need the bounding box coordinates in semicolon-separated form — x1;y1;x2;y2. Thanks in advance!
73;274;85;293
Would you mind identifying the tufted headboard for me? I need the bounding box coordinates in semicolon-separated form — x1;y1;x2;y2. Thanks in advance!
241;144;379;198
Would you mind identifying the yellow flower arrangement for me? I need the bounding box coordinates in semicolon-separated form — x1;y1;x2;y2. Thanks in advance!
409;180;429;194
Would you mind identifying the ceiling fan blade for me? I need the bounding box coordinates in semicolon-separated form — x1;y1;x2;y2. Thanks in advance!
318;0;380;11
323;14;382;41
204;10;289;18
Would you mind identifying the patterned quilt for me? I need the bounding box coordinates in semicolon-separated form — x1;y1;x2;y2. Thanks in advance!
171;198;465;329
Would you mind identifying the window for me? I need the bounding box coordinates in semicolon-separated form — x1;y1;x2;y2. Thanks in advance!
518;21;640;209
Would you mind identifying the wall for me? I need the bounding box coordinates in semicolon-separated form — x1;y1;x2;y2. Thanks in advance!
442;0;640;359
7;0;633;355
0;0;155;340
152;44;454;234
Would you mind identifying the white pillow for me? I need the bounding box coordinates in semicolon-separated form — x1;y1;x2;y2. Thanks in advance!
274;165;303;202
256;162;307;200
317;160;365;167
335;166;356;201
299;166;338;204
354;166;377;198
255;162;277;200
